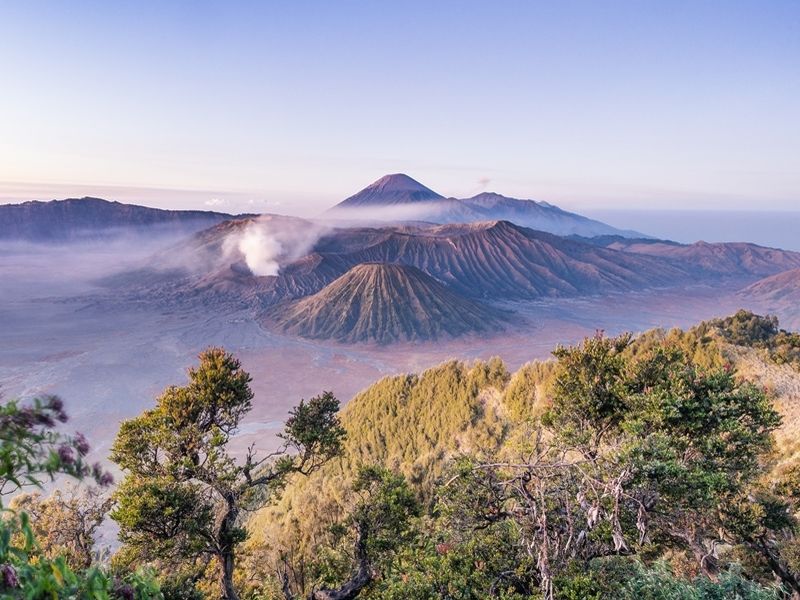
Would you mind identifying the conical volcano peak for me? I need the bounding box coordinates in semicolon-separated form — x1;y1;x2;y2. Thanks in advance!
367;174;436;193
332;174;444;208
268;262;506;343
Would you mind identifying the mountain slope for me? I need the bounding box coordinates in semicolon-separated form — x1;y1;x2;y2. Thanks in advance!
443;192;644;237
604;239;800;277
267;263;507;343
283;220;688;302
739;269;800;329
0;197;241;241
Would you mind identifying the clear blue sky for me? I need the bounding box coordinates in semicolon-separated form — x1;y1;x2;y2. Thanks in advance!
1;1;798;216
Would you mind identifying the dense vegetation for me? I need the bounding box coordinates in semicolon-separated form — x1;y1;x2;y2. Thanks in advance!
699;310;800;370
4;312;800;599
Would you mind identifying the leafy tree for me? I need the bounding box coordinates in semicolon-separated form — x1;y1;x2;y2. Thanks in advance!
110;348;345;600
545;332;631;451
720;460;800;596
9;485;112;569
622;347;780;574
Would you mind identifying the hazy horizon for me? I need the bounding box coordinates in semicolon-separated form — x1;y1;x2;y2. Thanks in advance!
2;1;798;215
3;178;799;251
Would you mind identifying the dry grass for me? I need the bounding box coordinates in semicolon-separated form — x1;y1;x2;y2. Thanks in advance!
727;344;800;466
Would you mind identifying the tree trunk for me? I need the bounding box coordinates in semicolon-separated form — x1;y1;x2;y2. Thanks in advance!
754;539;800;598
281;521;373;600
217;493;240;600
311;522;372;600
689;540;719;580
218;551;239;600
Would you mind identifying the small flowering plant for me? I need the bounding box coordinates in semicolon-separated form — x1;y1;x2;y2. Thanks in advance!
0;396;160;598
0;395;113;499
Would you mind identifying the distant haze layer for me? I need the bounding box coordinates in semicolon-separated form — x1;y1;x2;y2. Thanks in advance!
586;209;800;252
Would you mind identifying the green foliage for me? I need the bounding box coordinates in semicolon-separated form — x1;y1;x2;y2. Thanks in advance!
503;361;555;422
266;323;782;598
350;466;420;555
627;326;725;371
284;466;421;598
704;310;781;347
249;359;511;562
623;347;780;501
338;359;510;490
555;559;780;599
545;332;631;448
0;510;161;599
9;486;112;570
369;521;532;600
280;391;346;475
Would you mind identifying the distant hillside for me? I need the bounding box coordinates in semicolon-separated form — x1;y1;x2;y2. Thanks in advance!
267;263;507;344
326;173;644;238
321;220;685;300
450;192;645;237
739;269;800;329
0;197;241;241
602;238;800;277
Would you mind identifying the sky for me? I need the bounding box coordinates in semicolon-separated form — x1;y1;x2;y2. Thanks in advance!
1;1;798;217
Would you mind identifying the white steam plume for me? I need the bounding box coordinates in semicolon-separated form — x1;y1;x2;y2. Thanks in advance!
237;224;283;276
217;216;330;277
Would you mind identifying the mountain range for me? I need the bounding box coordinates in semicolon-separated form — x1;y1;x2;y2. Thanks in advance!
326;173;644;238
6;175;800;344
106;214;800;344
0;175;638;241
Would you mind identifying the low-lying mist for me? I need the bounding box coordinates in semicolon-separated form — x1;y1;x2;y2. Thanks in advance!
0;216;335;302
0;229;190;301
323;201;450;225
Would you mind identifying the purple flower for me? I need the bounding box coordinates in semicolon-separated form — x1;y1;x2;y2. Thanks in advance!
1;563;19;588
91;462;114;487
45;395;68;423
112;581;135;600
74;432;90;456
16;408;35;428
34;411;56;428
58;444;75;466
46;395;63;412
